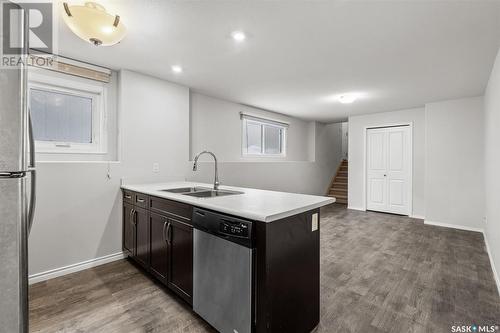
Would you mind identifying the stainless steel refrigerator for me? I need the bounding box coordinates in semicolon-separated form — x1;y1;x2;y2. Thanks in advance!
0;2;36;332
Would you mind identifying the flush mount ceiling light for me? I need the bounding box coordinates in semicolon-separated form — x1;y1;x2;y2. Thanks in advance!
231;31;247;42
171;65;183;73
338;94;358;104
62;2;126;46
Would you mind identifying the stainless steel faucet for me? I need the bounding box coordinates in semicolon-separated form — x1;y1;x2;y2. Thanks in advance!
192;151;220;190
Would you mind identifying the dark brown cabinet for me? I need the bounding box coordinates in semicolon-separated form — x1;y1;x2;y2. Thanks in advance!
123;191;193;304
134;207;150;268
123;202;150;269
123;203;135;256
149;212;193;303
150;212;169;282
167;217;193;303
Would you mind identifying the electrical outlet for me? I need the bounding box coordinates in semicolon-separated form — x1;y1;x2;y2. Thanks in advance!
312;213;318;231
152;163;160;173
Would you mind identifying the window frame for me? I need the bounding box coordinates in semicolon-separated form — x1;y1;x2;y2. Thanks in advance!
241;116;287;158
28;72;107;155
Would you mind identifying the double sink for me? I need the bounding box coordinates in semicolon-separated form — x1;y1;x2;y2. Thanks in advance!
161;187;243;198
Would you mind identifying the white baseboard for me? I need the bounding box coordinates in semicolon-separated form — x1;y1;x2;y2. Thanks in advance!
483;234;500;297
347;206;365;211
29;252;125;285
410;214;425;220
424;220;484;233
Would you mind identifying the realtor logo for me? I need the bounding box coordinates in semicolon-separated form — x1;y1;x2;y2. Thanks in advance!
2;1;53;56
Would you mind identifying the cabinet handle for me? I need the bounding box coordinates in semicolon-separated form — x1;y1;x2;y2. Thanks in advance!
130;209;137;226
125;195;132;199
166;222;172;245
162;221;168;244
129;209;135;226
136;198;145;203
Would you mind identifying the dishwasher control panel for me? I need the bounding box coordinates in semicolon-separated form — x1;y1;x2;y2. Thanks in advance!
193;208;253;247
220;220;249;238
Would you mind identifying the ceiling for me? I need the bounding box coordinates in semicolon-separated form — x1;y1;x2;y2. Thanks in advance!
55;0;500;123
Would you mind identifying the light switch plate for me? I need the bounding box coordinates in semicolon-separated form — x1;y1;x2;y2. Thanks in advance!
312;213;318;231
152;163;160;173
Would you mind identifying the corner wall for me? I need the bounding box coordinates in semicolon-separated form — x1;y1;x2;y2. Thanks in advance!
484;48;500;292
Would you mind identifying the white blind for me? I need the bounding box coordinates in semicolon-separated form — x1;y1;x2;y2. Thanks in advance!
240;113;289;128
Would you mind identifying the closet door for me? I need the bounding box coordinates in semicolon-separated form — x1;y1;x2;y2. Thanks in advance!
366;126;410;215
386;126;410;215
367;128;389;212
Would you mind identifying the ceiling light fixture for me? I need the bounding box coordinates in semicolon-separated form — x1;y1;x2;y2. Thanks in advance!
338;94;358;104
171;65;183;73
231;31;247;42
62;2;127;46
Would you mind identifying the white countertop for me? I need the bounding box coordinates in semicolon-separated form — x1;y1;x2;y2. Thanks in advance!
121;182;335;222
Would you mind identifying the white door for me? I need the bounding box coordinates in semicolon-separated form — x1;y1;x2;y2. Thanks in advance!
366;126;411;215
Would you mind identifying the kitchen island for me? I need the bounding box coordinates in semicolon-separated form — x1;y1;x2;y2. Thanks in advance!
121;182;334;333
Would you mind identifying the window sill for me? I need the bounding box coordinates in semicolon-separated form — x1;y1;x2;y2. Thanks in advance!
35;150;108;155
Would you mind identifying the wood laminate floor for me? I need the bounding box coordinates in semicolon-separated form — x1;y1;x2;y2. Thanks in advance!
29;204;500;333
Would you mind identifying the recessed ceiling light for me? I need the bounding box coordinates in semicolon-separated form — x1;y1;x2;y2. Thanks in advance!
338;94;357;104
171;65;183;73
231;31;246;42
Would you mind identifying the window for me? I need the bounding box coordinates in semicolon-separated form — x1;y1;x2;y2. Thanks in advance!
28;73;106;154
242;114;287;157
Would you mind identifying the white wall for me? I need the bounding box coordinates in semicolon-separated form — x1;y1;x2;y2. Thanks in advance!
119;70;190;183
190;93;312;162
424;97;484;231
484;48;500;291
189;94;343;194
28;162;123;276
347;108;426;217
341;122;348;160
29;70;190;277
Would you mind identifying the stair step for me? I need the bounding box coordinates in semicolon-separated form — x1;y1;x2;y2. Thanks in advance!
328;194;347;204
332;187;347;191
326;160;349;197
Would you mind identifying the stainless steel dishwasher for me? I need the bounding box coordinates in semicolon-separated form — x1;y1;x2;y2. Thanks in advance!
192;208;254;333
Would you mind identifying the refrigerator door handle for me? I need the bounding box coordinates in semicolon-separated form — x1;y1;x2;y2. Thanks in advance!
27;169;36;234
27;111;36;234
28;110;35;169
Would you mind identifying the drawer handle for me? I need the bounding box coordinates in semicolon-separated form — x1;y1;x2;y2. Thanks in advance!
125;195;132;199
136;198;145;203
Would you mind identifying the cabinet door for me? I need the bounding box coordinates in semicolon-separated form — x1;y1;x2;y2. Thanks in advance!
134;207;150;268
123;203;135;256
150;212;169;283
168;218;193;303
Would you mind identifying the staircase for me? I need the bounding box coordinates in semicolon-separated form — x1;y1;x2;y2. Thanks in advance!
327;159;348;204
